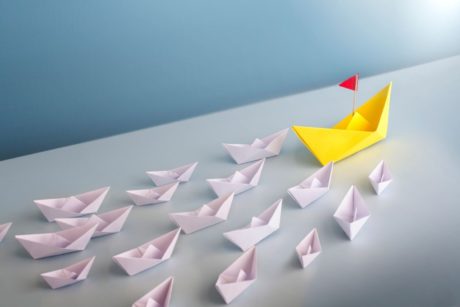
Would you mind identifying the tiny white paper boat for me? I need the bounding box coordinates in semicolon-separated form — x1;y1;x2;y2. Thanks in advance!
16;222;98;259
146;162;198;186
34;187;110;222
132;276;174;307
224;199;282;251
296;228;321;268
41;256;96;289
55;206;132;238
216;247;257;304
333;186;370;240
369;160;393;195
207;159;265;197
169;193;234;234
0;222;12;243
113;228;181;276
127;182;179;206
223;128;289;164
288;162;334;208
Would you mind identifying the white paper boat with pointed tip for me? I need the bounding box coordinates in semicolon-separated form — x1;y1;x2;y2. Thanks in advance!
0;222;12;243
33;187;110;222
169;193;234;234
334;186;370;240
16;222;98;259
127;182;179;206
132;276;174;307
207;159;265;197
113;228;181;276
55;206;132;238
296;228;321;268
288;162;334;208
147;162;198;186
41;256;96;289
216;246;257;304
224;199;282;251
369;160;393;195
223;128;289;164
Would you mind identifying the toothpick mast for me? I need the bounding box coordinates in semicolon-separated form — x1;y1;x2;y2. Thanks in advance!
352;75;358;115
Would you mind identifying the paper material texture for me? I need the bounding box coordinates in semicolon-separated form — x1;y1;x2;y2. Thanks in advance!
369;160;393;195
127;182;179;206
41;256;96;289
296;228;321;268
216;247;257;304
0;222;12;243
113;228;181;276
333;186;370;240
293;83;392;165
288;162;334;208
146;162;198;186
169;193;234;234
34;187;110;222
224;199;282;251
207;159;265;196
223;128;289;164
132;276;174;307
16;222;98;259
55;206;132;238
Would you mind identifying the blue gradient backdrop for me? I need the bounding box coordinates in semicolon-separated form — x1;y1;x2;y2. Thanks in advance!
1;0;460;160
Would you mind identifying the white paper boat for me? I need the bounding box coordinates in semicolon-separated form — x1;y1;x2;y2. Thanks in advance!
41;256;96;289
369;160;393;195
224;199;282;251
127;182;179;206
0;222;12;243
207;159;265;197
16;222;98;259
34;187;110;222
55;206;132;238
169;193;234;234
288;162;334;208
333;186;370;240
146;162;198;186
216;247;257;304
296;228;321;268
223;129;289;164
132;276;174;307
113;228;181;276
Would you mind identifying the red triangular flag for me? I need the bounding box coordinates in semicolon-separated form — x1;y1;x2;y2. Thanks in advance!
339;74;358;91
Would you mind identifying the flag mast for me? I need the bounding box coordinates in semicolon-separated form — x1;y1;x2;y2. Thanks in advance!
352;74;358;115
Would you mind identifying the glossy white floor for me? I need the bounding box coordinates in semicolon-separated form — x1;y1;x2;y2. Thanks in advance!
1;55;459;307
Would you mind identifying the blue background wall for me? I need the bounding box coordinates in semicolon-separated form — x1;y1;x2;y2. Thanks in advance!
1;0;460;160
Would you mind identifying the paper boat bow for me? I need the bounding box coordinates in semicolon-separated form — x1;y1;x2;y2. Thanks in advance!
34;187;110;222
223;128;289;164
169;193;234;234
132;276;174;307
369;160;393;195
113;228;181;276
288;162;334;208
224;199;282;251
16;222;98;259
127;182;179;206
207;159;265;197
55;206;132;238
334;186;370;240
41;256;96;289
146;162;198;186
216;247;257;304
293;83;392;165
0;222;12;243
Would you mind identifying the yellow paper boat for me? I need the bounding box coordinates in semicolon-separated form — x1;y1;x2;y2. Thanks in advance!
293;82;392;165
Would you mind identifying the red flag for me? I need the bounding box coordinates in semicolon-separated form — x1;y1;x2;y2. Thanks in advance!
339;74;359;91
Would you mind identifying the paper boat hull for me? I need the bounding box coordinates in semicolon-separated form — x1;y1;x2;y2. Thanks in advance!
292;83;391;165
335;216;370;240
216;279;255;304
288;187;328;208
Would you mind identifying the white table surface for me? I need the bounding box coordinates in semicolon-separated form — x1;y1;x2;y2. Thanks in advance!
1;55;460;307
